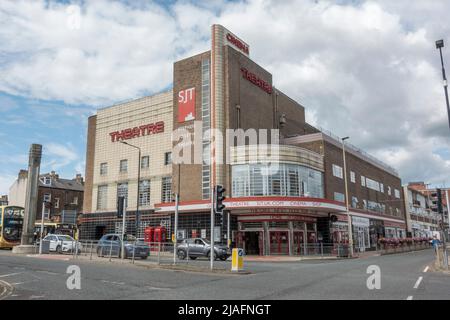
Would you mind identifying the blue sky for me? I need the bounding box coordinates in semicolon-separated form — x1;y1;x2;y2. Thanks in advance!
1;0;450;194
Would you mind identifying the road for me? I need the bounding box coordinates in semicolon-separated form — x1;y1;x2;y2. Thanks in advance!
0;249;448;300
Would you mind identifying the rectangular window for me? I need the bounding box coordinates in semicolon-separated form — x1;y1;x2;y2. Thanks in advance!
350;171;356;183
120;160;128;173
117;183;128;207
44;177;51;185
288;169;300;196
72;196;78;205
334;192;345;203
388;186;391;196
43;193;51;202
366;178;380;192
100;163;108;175
54;198;60;209
164;152;172;165
361;176;366;187
380;183;384;193
394;189;400;199
332;164;343;179
141;156;149;169
139;180;151;206
97;185;108;210
161;177;172;203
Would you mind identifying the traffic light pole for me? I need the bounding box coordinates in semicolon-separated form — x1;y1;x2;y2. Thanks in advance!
210;187;215;270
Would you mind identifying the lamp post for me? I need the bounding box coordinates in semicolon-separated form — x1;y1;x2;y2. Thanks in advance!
342;136;354;257
436;39;450;130
120;141;141;237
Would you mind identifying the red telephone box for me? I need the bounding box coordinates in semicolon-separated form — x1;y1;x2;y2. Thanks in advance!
154;226;167;243
144;227;155;244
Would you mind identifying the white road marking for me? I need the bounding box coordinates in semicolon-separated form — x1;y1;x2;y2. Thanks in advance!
407;296;413;300
0;273;21;278
413;276;423;289
0;280;14;300
423;266;429;273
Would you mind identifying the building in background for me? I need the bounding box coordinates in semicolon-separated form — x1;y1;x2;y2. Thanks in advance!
81;25;406;255
403;182;449;238
0;195;8;206
9;170;84;226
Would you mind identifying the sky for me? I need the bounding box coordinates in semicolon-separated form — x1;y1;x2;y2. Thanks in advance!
1;0;450;194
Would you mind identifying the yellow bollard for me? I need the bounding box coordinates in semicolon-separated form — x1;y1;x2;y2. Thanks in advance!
231;248;244;272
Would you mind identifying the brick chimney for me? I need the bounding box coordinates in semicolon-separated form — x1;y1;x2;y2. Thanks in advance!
75;174;84;184
50;171;59;180
18;169;28;180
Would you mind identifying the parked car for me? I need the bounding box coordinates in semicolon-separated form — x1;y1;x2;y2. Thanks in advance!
96;234;149;259
43;234;82;254
177;238;231;261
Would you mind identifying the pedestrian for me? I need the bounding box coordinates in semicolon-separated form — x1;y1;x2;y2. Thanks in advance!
431;236;440;251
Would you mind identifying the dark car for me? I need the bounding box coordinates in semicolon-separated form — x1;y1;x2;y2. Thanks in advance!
177;238;231;261
97;234;149;259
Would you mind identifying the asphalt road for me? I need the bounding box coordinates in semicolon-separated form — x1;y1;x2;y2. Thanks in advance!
0;249;448;300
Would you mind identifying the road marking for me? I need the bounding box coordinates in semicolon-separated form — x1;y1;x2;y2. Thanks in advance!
423;266;429;273
407;296;413;300
0;280;14;300
413;276;423;289
0;273;21;278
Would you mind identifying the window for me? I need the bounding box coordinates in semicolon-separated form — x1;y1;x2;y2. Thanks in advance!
100;163;108;175
388;186;391;196
141;156;149;169
43;193;51;218
361;176;366;187
54;198;60;209
380;183;384;193
139;180;151;206
72;197;78;205
43;193;51;202
164;152;172;165
332;164;343;179
117;183;128;207
394;189;400;199
44;176;51;185
350;171;356;183
97;185;108;210
119;160;128;173
161;177;172;203
366;178;380;192
334;192;345;203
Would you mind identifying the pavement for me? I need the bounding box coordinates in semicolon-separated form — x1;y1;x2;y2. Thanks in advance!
0;248;448;300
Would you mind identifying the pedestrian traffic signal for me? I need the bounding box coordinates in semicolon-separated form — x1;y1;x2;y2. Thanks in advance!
117;196;125;218
215;185;226;213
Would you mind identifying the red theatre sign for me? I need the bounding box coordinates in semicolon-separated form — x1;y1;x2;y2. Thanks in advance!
226;33;249;55
241;67;273;94
178;87;196;123
109;122;164;142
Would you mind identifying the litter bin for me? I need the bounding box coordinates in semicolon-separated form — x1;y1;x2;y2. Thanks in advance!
40;240;50;254
337;244;349;258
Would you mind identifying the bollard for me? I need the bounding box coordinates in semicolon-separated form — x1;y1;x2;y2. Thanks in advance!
231;248;244;272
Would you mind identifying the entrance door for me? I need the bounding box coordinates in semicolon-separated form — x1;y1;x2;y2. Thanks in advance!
357;230;366;252
244;232;260;255
293;231;304;255
269;231;289;255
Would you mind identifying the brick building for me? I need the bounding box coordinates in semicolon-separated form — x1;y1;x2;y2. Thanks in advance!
81;25;406;255
9;170;84;226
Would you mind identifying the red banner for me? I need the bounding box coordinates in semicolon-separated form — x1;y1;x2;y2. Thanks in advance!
178;87;196;123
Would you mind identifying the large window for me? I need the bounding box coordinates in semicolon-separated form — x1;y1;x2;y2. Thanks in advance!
332;164;343;179
366;178;380;192
350;171;356;183
164;152;172;165
97;185;108;210
394;189;401;199
161;177;172;203
361;175;366;187
231;163;324;198
334;192;345;203
100;163;108;175
117;183;128;207
139;180;151;206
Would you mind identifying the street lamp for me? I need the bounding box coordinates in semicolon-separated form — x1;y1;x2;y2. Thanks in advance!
120;141;141;237
436;39;450;130
341;136;354;257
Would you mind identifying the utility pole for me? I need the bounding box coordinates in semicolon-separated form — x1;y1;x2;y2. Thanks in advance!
436;40;450;130
173;193;179;264
342;137;354;257
210;187;215;270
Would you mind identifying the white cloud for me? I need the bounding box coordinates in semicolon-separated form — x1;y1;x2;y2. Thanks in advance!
43;142;79;170
1;0;450;184
0;173;17;195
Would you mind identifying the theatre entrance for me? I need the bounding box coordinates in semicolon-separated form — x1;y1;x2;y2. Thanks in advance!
243;231;263;255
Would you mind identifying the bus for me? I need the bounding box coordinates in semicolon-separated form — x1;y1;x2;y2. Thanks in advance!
0;206;24;249
34;222;78;240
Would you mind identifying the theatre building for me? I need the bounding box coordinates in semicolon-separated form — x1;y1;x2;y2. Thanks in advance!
81;25;406;255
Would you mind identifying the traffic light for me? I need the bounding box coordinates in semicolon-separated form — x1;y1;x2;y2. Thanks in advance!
430;189;443;214
215;185;226;213
117;196;125;218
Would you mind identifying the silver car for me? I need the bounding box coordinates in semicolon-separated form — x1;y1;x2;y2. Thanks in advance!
177;238;231;261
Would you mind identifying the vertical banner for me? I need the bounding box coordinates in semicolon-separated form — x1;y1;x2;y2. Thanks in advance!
178;87;196;123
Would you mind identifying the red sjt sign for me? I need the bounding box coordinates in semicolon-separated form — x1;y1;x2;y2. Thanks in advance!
178;87;196;123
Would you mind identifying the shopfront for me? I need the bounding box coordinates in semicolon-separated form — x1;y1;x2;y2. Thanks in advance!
352;216;370;252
